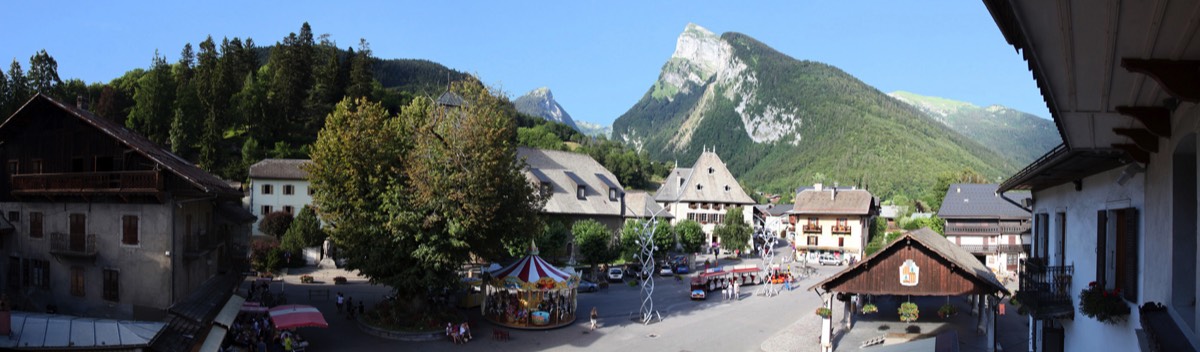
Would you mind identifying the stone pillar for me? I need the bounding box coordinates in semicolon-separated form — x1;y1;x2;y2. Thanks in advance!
821;298;833;352
977;295;989;334
987;296;997;352
970;294;979;316
843;297;853;329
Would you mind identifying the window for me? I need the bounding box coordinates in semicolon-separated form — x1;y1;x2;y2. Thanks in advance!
28;259;48;289
1097;208;1139;301
122;215;139;245
808;217;818;225
262;184;273;195
837;218;848;227
708;167;715;174
261;205;273;215
7;159;18;175
71;266;84;297
1055;212;1066;265
6;211;17;222
807;236;818;246
283;206;295;215
838;237;845;247
307;186;315;196
724;185;731;192
283;184;295;195
576;185;586;199
609;188;618;201
1035;213;1049;258
30;159;43;174
103;269;119;302
29;212;43;238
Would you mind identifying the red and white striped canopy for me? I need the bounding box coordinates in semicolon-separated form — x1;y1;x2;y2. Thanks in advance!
491;254;573;284
269;304;328;329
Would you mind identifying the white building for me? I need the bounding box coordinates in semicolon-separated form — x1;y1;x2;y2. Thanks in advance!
988;1;1200;351
245;159;313;236
787;184;876;262
654;148;756;247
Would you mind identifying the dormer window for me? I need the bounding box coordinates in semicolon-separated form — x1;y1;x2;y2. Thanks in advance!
679;177;685;187
609;188;618;201
724;185;731;192
577;185;586;199
708;167;715;174
696;184;703;190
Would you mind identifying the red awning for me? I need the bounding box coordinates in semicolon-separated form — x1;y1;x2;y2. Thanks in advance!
241;301;269;313
269;305;328;329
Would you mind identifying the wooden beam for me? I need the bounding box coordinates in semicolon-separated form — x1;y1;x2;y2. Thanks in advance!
1113;128;1159;153
1112;144;1150;164
1115;106;1172;138
1121;59;1200;102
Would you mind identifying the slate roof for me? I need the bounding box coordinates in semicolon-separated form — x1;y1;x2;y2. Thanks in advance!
937;184;1031;220
0;94;241;198
518;147;624;216
810;228;1010;296
623;190;673;219
654;151;754;204
788;188;875;215
151;271;243;352
248;159;311;180
754;203;794;217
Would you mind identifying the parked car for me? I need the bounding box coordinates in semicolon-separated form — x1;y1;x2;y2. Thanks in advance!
818;254;843;266
607;268;625;282
674;265;690;274
578;280;599;293
626;264;648;279
659;264;674;276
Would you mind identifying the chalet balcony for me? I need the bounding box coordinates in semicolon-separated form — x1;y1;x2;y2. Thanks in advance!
802;224;822;233
11;171;162;196
831;225;852;234
957;244;1029;254
1016;258;1074;320
50;232;97;259
945;224;1033;235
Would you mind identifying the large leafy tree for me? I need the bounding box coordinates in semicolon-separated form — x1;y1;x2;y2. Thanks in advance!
676;219;705;254
715;207;752;254
281;206;325;251
652;219;674;260
309;80;543;311
573;219;616;280
618;220;644;262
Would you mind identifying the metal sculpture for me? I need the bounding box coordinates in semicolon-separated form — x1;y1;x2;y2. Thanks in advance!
633;214;663;324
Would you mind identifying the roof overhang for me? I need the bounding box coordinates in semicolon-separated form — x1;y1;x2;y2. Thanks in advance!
998;145;1129;192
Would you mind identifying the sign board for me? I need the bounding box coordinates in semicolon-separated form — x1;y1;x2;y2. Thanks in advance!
899;259;919;286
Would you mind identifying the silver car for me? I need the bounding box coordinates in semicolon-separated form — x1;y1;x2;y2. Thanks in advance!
578;280;599;292
818;254;843;266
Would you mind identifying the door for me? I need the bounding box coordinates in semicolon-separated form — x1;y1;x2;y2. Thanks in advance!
1043;324;1064;352
70;213;86;252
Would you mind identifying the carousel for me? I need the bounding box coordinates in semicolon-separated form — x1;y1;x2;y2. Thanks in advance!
483;243;580;329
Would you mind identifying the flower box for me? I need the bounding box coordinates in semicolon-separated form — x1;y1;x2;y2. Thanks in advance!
816;307;832;318
1080;281;1130;324
861;303;878;314
300;275;314;284
898;302;919;322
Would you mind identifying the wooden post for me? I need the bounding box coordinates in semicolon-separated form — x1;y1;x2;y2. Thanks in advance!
976;294;988;334
843;296;853;330
821;298;833;352
986;295;998;352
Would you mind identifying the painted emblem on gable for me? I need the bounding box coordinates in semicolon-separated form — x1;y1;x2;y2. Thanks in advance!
899;259;919;287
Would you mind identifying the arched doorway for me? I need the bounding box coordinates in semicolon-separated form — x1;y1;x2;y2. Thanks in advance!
1172;133;1197;331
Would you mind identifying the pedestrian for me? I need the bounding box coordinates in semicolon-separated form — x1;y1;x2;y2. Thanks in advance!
589;307;599;331
336;292;344;313
346;296;354;318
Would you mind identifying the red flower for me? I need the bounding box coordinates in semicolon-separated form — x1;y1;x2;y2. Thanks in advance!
1089;281;1098;287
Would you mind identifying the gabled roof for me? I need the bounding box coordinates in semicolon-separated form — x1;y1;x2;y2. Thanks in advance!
436;91;467;107
623;190;673;219
0;94;240;198
248;159;311;180
788;188;875;216
754;203;793;217
518;147;624;216
810;228;1009;296
937;184;1030;220
654;151;754;204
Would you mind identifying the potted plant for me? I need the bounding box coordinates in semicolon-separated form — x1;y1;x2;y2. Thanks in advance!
861;303;878;314
938;303;958;318
815;307;832;318
898;302;919;322
300;275;314;284
333;276;347;285
1079;281;1130;324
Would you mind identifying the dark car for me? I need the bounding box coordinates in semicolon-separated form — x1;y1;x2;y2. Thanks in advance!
674;265;690;275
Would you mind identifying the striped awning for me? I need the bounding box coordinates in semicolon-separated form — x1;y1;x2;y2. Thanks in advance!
491;254;573;285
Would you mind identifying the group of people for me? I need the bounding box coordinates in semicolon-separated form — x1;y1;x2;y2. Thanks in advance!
335;292;365;319
484;289;575;327
248;279;285;307
722;279;741;301
224;312;308;352
445;322;473;344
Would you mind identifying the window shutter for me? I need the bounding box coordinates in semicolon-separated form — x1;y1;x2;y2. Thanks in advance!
1120;207;1138;301
1096;210;1107;287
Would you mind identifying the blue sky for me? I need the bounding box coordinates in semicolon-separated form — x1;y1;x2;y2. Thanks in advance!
0;1;1048;126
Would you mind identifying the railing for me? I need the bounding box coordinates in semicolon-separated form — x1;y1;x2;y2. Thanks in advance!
50;232;97;258
831;225;851;234
945;224;1032;234
957;244;1029;254
1016;258;1074;319
802;224;822;233
12;171;161;193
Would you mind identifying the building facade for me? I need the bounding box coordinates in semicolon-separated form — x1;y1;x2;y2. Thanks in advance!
787;184;876;262
938;183;1031;274
655;149;756;246
0;94;252;320
518;147;632;260
987;1;1200;351
244;159;313;236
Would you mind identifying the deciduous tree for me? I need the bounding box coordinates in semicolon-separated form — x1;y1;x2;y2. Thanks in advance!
676;220;705;254
574;219;616;281
715;207;751;254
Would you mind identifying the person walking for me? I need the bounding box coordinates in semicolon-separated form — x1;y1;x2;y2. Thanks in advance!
336;292;344;313
589;307;599;331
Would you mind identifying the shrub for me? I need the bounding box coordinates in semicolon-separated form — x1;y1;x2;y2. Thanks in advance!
899;302;919;322
258;211;294;239
300;275;314;284
938;303;958;318
334;276;347;284
1079;281;1130;324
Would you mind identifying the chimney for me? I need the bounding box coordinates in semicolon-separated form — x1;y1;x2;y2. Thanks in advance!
76;95;85;110
832;182;838;200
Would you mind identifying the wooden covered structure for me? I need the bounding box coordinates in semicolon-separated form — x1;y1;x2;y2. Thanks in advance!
809;228;1009;352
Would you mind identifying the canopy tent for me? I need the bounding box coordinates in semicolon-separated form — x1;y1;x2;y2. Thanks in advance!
241;301;269;313
483;243;580;329
269;305;328;329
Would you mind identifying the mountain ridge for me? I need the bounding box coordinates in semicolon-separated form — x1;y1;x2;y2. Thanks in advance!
514;87;578;130
888;91;1060;165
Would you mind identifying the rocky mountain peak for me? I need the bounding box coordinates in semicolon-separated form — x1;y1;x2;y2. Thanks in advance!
514;87;577;130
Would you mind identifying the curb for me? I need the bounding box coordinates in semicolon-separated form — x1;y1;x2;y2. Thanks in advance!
356;319;444;342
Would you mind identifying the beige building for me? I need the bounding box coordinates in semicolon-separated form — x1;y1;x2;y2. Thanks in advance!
655;149;755;247
787;184;876;262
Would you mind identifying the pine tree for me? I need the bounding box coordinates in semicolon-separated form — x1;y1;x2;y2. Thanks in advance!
126;51;175;144
0;69;9;118
26;50;61;96
8;60;30;106
346;39;374;100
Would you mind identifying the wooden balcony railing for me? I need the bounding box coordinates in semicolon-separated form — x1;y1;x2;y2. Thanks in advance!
957;244;1029;254
12;171;162;195
831;225;851;234
802;224;822;233
1016;258;1074;319
50;232;97;259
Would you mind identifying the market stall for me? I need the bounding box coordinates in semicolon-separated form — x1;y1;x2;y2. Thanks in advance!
483;244;579;329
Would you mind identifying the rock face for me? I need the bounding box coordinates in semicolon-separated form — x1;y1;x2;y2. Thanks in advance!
889;91;1061;165
514;87;578;130
612;23;1045;198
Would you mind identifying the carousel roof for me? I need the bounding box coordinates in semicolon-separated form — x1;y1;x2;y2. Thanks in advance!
491;253;574;284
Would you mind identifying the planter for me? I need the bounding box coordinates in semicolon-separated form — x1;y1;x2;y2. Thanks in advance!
300;275;315;284
861;303;878;314
1079;281;1130;325
333;276;348;285
816;307;832;319
938;303;957;318
898;302;919;323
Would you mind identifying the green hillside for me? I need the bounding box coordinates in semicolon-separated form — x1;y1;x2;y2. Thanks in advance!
612;26;1022;201
889;91;1060;165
